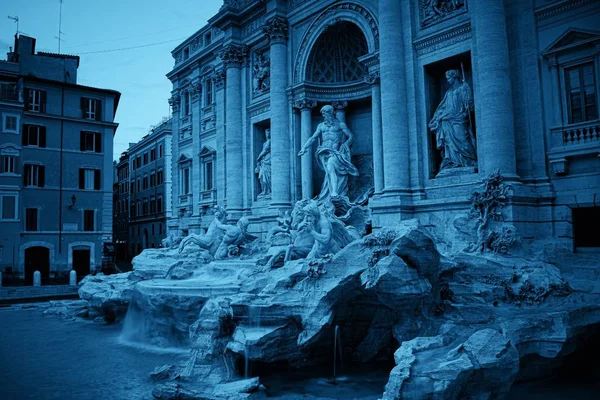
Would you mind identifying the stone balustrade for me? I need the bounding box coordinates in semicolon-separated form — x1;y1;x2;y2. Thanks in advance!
553;120;600;147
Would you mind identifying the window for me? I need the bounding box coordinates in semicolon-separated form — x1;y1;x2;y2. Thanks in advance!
143;199;148;215
150;149;156;162
143;152;148;165
143;176;148;190
182;91;190;116
150;197;156;214
0;194;17;220
80;131;102;153
182;167;190;194
79;168;101;190
566;63;598;124
136;200;141;217
150;173;156;188
2;114;19;134
26;89;46;113
22;125;46;147
205;80;213;105
137;178;141;193
204;160;213;191
136;156;141;168
2;155;16;174
159;223;162;234
130;203;136;218
130;181;135;194
24;164;45;187
157;196;163;213
25;208;38;231
157;170;163;185
183;47;190;60
81;97;101;121
83;210;94;231
159;144;163;158
0;81;18;101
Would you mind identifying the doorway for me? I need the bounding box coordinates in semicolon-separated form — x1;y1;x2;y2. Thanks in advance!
72;248;91;280
24;246;50;285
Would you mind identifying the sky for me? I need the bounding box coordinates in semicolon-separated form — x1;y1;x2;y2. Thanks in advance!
0;0;223;160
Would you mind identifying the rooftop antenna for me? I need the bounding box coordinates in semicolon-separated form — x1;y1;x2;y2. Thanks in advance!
55;0;65;53
7;15;19;35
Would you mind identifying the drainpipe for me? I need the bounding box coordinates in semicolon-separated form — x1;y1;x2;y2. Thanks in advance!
58;61;65;254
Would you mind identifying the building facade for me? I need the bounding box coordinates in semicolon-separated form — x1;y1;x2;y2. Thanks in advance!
166;0;600;251
0;35;120;283
114;152;129;261
127;118;172;257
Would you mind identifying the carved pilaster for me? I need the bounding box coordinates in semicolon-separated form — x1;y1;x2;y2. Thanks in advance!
263;16;288;44
294;98;317;111
219;44;248;69
364;71;380;86
213;68;226;90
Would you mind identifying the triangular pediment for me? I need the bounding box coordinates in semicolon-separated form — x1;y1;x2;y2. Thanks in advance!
199;145;216;157
542;28;600;56
177;153;192;163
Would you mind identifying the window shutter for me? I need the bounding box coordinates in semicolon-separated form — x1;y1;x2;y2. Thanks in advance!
39;126;46;148
95;100;102;121
22;125;29;146
23;167;27;185
39;166;45;187
80;132;85;151
95;133;102;153
40;91;47;113
94;169;101;190
81;97;86;118
79;169;84;189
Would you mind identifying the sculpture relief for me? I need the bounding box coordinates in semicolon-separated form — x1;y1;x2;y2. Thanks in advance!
298;105;359;203
420;0;466;27
178;206;228;255
252;52;270;94
428;69;477;174
255;128;271;198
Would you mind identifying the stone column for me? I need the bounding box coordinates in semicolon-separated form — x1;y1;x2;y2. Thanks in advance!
264;16;291;208
213;68;226;206
365;71;384;193
379;0;410;192
471;0;517;177
219;44;247;212
294;98;317;199
332;100;348;123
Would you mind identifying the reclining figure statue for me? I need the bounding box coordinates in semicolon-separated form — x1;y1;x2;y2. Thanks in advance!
213;217;257;260
178;206;228;255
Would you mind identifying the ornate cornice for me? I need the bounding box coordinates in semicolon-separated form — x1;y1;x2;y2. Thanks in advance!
535;0;596;20
364;71;380;85
413;22;471;56
213;68;226;90
294;98;317;111
218;44;248;68
263;16;288;44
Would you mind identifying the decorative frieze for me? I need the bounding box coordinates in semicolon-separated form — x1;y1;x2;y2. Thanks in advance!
413;22;472;56
252;51;270;96
294;98;317;111
213;68;226;90
219;44;248;68
419;0;467;28
263;16;288;44
535;0;595;20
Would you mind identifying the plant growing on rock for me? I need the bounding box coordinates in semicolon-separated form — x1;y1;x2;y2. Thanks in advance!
306;254;331;278
465;169;515;253
362;229;398;267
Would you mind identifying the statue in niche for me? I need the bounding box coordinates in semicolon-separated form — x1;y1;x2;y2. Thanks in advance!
298;105;359;203
255;128;271;197
178;206;227;254
428;69;477;174
252;52;270;94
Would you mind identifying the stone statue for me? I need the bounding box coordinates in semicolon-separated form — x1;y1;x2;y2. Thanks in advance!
298;105;359;202
252;52;270;94
178;206;228;254
428;69;477;173
420;0;465;26
213;217;256;260
161;232;182;249
255;129;271;197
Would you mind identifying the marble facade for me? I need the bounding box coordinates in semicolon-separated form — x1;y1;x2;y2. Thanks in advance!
166;0;600;250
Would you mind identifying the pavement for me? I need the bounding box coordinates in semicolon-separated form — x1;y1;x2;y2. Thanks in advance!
0;285;79;305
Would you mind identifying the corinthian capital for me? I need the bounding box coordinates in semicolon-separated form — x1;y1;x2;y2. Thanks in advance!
263;16;288;44
219;44;248;68
294;98;317;111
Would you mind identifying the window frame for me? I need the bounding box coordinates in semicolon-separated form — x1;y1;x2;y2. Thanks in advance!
564;62;598;124
79;168;101;190
0;192;18;221
2;113;19;134
82;97;101;121
25;207;39;231
26;89;46;113
80;130;102;153
22;124;46;148
83;209;95;232
2;154;16;174
23;163;45;188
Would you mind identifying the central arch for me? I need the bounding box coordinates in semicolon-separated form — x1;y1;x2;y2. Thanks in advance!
293;2;379;84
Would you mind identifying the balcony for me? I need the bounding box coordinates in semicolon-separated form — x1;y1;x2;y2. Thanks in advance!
179;193;192;205
199;189;216;204
548;119;600;175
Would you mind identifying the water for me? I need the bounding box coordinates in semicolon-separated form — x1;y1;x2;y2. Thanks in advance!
0;306;187;400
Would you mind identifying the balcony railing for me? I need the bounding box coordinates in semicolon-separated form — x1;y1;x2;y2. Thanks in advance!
548;119;600;175
179;193;192;205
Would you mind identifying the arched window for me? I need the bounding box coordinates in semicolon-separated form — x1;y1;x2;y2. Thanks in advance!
307;22;368;84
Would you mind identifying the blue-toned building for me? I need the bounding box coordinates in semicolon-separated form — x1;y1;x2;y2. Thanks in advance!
0;35;120;283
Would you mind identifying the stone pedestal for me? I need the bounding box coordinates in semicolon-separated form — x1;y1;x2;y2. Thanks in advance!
471;0;517;178
295;99;317;199
33;270;41;287
69;270;77;286
265;17;291;209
